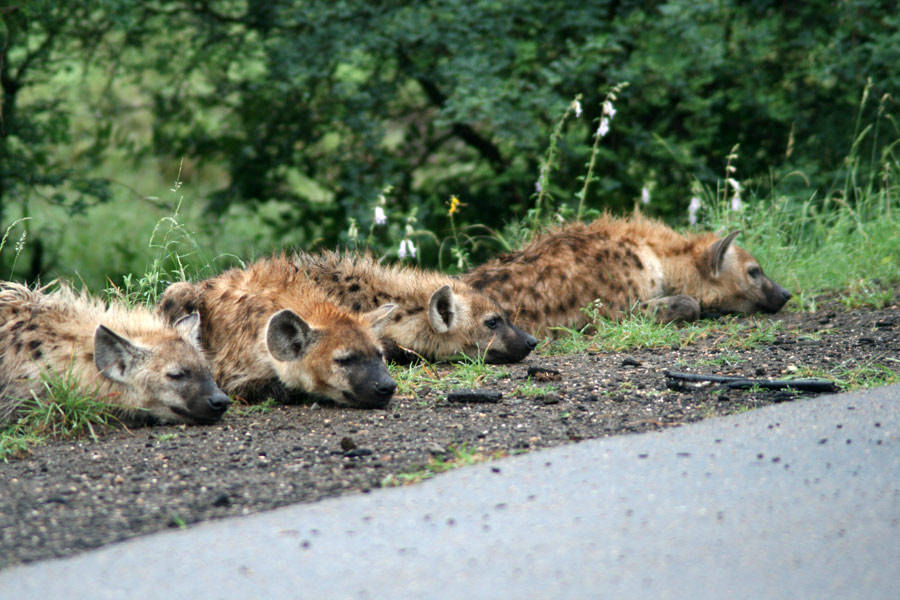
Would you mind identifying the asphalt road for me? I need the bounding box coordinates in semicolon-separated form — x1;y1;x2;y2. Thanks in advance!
2;385;898;600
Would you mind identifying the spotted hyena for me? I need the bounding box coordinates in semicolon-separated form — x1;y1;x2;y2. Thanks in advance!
290;251;538;363
463;214;791;335
156;256;397;408
0;282;229;425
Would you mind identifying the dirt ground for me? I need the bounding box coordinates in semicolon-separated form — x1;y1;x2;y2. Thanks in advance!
1;291;898;569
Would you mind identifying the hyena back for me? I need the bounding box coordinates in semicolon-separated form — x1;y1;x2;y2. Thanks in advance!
0;283;229;425
156;256;397;408
291;251;537;364
463;214;791;334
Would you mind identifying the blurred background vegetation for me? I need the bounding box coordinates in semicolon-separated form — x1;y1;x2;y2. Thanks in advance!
1;0;898;290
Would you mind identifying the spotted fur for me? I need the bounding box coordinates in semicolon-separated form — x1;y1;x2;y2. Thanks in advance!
156;256;397;408
290;251;537;363
464;214;791;334
0;282;228;425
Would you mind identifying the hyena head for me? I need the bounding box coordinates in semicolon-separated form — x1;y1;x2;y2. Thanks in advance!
426;285;537;363
264;304;397;408
697;231;792;315
94;313;230;424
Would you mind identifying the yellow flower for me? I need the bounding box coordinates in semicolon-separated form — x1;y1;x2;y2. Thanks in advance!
448;195;463;216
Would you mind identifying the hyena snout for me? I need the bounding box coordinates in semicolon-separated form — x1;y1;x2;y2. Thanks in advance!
524;332;538;350
180;378;231;423
206;389;231;412
372;376;397;401
762;280;792;313
346;359;397;409
484;321;538;363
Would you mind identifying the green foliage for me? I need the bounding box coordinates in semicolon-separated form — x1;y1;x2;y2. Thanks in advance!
4;1;900;282
0;366;121;462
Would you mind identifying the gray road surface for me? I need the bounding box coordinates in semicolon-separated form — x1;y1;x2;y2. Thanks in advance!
2;385;898;599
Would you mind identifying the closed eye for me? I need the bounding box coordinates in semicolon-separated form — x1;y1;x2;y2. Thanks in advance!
335;354;361;366
747;266;762;278
166;369;189;380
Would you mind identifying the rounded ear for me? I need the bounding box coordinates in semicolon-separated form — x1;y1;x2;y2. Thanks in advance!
428;285;457;334
94;325;148;383
705;230;741;277
173;312;203;350
362;304;397;334
266;309;315;362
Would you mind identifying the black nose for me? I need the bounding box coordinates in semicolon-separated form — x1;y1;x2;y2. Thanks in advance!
782;288;792;301
524;333;538;350
373;378;397;397
207;392;230;412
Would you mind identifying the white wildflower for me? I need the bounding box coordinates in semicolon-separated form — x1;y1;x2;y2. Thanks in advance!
535;178;543;193
573;99;582;118
602;100;616;119
730;195;742;211
688;196;701;225
398;239;417;259
726;178;741;194
597;117;610;138
641;187;651;205
374;206;387;225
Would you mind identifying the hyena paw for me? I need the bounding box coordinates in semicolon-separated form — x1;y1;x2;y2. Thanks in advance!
155;281;201;324
642;295;701;323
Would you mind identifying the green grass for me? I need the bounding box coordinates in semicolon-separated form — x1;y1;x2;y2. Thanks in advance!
690;351;747;368
230;398;278;416
512;378;559;398
443;353;511;389
540;313;785;356
794;360;900;391
839;279;896;310
0;367;122;462
389;362;444;397
389;352;511;397
380;444;506;487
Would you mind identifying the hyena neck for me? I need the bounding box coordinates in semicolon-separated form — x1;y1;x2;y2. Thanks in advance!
656;239;709;299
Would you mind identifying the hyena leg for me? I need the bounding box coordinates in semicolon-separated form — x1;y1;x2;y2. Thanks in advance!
640;295;701;323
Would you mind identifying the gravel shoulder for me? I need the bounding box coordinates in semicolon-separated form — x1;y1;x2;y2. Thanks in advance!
1;292;898;568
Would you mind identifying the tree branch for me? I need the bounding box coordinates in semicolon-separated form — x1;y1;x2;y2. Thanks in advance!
396;45;507;173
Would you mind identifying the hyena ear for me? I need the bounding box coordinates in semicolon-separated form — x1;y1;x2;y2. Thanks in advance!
704;230;741;277
94;325;149;383
266;309;316;362
362;304;397;334
173;312;203;350
428;285;459;334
